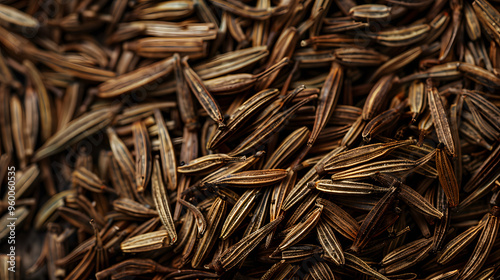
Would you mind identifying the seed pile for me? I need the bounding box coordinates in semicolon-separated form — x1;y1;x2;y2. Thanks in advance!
0;0;500;279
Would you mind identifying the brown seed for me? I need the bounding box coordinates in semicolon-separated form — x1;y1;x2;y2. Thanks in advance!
229;95;315;156
426;81;455;156
24;60;53;142
308;62;343;146
183;57;226;129
192;197;226;268
436;145;459;207
220;189;259;239
457;209;499;279
33;106;120;161
473;0;500;46
208;88;279;149
212;215;283;272
317;219;344;265
132;121;152;192
344;252;389;280
437;217;486;264
277;205;323;252
98;57;175;98
210;169;288;188
154;109;178;191
324;139;414;171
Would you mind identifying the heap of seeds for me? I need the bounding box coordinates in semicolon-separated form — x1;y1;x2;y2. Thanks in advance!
0;0;500;279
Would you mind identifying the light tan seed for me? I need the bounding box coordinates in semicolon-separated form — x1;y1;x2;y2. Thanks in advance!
210;169;288;187
349;4;391;20
120;230;170;253
152;157;176;245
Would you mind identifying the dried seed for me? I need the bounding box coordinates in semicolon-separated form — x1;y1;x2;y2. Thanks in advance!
177;199;206;237
308;62;343;146
212;215;283;272
457;209;499;279
309;260;335;280
178;153;245;174
10;95;26;168
183;57;225;129
473;0;500;46
107;127;136;187
371;24;430;47
409;80;426;122
459;62;500;89
324;139;414;171
464;2;481;41
370;46;423;82
132;121;152;192
33;106;119;161
349;4;391;20
72;167;115;194
269;169;296;240
210;169;287;188
229;95;315;156
264;127;310;169
98;57;174;98
314;179;388;195
152;157;177;245
427;81;455;156
243;186;271;237
277;205;322;252
192;197;226;268
113;198;157;218
194;46;269;79
362;74;395;120
331;159;415;181
121;230;171;253
436;145;459;207
209;88;279;149
281;245;323;263
381;238;432;274
34;190;76;230
362;100;407;142
317;219;344;265
351;186;398;253
154;109;177;191
220;189;259;239
24;60;52;142
344;252;389;280
282;146;345;211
